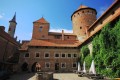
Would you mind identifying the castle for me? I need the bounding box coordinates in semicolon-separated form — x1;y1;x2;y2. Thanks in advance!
18;0;120;72
19;4;97;72
0;0;119;73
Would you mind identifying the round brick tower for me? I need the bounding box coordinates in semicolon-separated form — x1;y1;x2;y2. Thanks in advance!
71;5;97;41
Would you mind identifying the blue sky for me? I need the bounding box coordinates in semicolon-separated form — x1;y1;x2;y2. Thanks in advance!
0;0;114;41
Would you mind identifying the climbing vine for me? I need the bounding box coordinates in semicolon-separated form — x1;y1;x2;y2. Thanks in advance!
80;19;120;78
80;45;92;70
92;19;120;78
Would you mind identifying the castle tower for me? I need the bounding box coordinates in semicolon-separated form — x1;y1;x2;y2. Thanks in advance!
8;13;17;37
71;5;97;41
32;17;50;39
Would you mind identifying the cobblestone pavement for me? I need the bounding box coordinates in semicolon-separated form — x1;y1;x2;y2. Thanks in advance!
8;72;93;80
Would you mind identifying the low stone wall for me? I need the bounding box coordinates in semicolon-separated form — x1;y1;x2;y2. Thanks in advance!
36;72;53;80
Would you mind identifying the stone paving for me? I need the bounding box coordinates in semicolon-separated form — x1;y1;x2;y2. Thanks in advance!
54;73;92;80
8;72;93;80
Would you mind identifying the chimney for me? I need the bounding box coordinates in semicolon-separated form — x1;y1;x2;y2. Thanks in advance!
0;26;5;31
62;30;64;40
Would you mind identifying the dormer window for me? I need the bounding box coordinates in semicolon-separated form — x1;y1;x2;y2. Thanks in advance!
39;26;43;32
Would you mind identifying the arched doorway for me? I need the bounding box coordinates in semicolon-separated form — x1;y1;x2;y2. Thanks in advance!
31;62;41;72
21;62;28;71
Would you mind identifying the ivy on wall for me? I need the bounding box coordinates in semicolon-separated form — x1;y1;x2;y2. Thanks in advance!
80;19;120;78
93;19;120;78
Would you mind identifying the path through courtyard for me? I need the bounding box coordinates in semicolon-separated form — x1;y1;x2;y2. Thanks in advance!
8;72;93;80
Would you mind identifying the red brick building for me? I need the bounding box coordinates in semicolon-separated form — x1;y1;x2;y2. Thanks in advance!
19;17;80;72
19;0;120;72
0;13;20;72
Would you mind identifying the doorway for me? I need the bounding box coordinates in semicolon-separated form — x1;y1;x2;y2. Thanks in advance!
55;63;59;72
21;62;28;71
31;62;37;72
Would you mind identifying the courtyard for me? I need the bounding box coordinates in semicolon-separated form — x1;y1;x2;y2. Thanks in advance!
8;72;92;80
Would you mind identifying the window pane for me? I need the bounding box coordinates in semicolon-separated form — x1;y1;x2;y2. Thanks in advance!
61;63;66;68
39;26;43;32
45;63;50;68
55;54;59;57
25;53;29;57
45;53;49;57
68;54;71;57
36;53;39;57
74;54;77;57
62;54;65;57
73;63;77;67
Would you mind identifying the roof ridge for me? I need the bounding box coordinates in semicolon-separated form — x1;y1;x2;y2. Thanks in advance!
34;17;49;23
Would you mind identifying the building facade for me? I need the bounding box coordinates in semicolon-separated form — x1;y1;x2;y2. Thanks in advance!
0;13;20;72
19;17;81;72
19;0;120;72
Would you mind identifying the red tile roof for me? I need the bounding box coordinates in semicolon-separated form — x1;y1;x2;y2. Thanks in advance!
48;32;76;36
33;17;49;23
88;0;119;30
28;39;80;47
19;41;29;51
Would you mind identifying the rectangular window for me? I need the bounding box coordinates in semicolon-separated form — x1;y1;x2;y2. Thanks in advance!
39;26;43;32
44;53;50;58
68;54;71;58
24;53;29;57
35;53;40;57
61;63;66;68
61;53;66;58
72;62;77;68
73;54;77;58
55;53;59;58
55;35;60;39
45;62;50;68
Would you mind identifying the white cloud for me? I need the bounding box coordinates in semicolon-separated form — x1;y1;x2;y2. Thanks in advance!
0;15;3;19
0;13;5;19
50;28;73;33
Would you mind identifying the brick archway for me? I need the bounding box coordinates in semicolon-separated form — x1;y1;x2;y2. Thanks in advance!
31;62;41;72
21;62;28;71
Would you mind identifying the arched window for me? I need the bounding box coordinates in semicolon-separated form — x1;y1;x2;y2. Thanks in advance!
39;26;43;32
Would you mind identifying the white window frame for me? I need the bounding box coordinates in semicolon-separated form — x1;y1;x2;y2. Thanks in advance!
73;53;77;58
67;53;72;58
61;63;66;68
24;52;30;58
39;26;43;32
35;52;40;58
44;52;50;58
54;53;60;58
72;62;77;68
61;53;66;58
45;62;50;68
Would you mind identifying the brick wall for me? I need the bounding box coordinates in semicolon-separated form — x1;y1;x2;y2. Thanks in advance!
72;8;96;41
19;47;80;72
